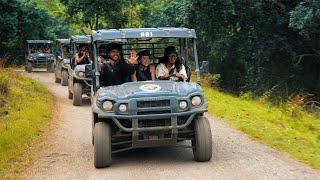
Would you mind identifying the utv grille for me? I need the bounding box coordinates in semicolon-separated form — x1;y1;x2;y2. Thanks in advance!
34;57;51;65
37;57;47;61
137;100;170;108
138;118;171;128
137;110;171;115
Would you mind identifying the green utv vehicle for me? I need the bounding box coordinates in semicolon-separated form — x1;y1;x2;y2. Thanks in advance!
25;40;55;73
68;35;92;106
54;39;71;86
90;28;212;168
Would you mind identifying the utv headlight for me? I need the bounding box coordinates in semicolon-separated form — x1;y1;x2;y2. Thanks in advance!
118;104;128;112
179;101;188;110
191;96;202;106
77;71;85;77
102;101;113;111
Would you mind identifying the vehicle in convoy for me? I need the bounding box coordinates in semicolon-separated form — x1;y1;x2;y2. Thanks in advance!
54;39;70;86
68;35;92;106
90;28;212;168
25;40;55;73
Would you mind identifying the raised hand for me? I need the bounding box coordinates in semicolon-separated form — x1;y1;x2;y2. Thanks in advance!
128;51;139;64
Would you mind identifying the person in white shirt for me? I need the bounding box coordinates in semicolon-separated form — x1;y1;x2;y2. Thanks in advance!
156;46;187;81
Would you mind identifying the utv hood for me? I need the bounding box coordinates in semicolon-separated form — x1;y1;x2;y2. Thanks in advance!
97;81;202;100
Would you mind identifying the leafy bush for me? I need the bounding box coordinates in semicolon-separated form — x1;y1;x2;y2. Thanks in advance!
199;73;221;89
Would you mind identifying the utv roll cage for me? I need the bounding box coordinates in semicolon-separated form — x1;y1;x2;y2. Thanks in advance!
91;28;201;91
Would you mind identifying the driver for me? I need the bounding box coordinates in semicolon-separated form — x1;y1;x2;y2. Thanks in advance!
156;46;187;81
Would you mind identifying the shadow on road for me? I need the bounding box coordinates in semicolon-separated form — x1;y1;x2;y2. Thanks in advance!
25;69;53;74
110;143;195;167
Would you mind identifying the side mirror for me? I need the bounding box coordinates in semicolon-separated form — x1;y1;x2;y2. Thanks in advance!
200;61;209;74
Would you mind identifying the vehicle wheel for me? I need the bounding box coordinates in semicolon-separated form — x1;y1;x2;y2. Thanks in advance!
61;70;68;86
54;76;61;83
72;83;82;106
26;62;32;73
47;63;54;73
92;120;94;145
94;122;112;168
192;116;212;162
92;113;97;145
68;90;73;99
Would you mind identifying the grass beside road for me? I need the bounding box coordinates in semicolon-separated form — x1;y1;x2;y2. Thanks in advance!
0;69;53;177
203;87;320;169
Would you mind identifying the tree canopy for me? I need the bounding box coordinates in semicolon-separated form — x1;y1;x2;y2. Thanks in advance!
0;0;319;100
140;0;320;100
0;0;71;64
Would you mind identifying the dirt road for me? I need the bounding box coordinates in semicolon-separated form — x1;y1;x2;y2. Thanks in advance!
23;71;319;179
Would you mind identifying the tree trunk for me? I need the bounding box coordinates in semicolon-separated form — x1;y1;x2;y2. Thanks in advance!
89;21;93;30
95;13;99;30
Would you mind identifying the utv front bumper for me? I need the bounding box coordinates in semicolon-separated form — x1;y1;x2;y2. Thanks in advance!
92;98;208;132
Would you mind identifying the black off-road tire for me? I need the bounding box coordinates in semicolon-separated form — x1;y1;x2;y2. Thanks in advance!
92;119;94;145
55;74;61;83
192;116;212;162
92;113;98;145
72;83;82;106
61;70;68;86
68;90;73;99
94;122;112;168
47;63;54;73
26;62;32;73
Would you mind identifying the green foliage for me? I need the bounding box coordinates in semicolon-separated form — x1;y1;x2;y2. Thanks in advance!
142;0;191;27
60;0;128;30
1;0;320;101
0;0;71;65
32;0;68;18
123;0;146;28
204;87;320;169
0;70;53;177
141;0;320;100
289;0;320;39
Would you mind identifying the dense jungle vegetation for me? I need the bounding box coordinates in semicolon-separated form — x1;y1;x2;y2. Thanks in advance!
1;0;320;102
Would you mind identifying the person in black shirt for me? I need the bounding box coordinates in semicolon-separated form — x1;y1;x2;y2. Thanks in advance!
100;42;137;86
134;50;155;81
76;46;91;65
